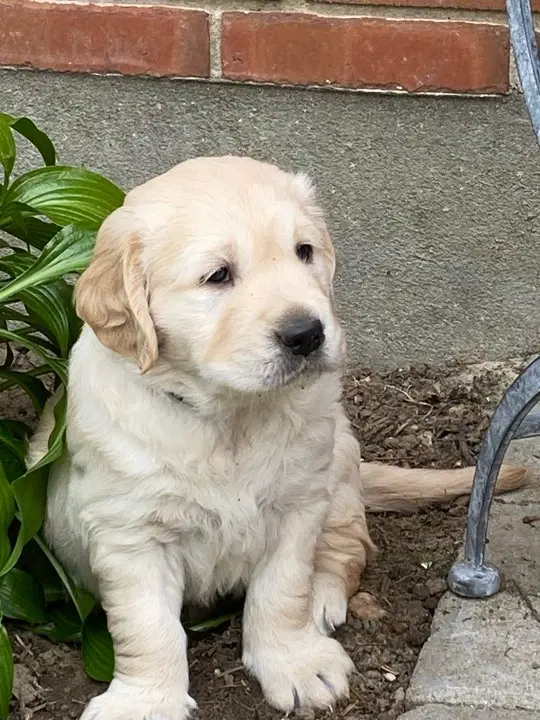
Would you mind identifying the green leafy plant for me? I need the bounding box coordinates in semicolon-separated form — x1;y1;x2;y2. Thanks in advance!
0;115;238;718
0;113;125;717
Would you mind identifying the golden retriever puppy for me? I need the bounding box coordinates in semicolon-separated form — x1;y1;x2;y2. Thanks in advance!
28;156;528;720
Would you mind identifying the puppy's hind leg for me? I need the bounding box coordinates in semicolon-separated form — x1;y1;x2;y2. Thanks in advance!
313;423;376;635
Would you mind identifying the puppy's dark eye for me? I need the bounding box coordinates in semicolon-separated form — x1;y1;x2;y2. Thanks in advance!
296;243;313;263
206;266;231;285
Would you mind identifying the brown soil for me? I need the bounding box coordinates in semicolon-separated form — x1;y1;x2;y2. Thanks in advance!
7;362;520;720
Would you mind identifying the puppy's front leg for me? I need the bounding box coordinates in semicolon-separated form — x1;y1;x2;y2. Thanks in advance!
81;542;195;720
242;507;354;713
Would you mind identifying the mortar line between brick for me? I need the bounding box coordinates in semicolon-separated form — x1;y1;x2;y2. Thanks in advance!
29;0;524;27
208;8;222;79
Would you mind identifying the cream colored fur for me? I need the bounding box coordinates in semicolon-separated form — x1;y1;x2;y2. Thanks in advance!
28;156;529;720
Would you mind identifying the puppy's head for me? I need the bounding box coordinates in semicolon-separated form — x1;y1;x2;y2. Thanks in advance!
75;156;345;392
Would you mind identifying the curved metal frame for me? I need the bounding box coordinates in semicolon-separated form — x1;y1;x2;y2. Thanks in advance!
448;358;540;597
447;0;540;600
507;0;540;143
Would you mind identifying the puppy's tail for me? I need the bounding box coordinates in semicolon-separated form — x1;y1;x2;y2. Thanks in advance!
361;461;531;513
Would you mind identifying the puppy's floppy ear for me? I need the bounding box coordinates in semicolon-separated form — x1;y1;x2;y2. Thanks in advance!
294;172;337;280
75;207;158;373
294;172;317;204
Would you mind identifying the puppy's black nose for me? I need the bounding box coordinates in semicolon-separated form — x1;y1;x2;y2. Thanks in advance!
277;316;325;357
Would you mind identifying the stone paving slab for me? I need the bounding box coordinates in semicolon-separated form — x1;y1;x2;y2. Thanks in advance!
402;387;540;718
503;438;540;504
400;707;540;719
407;591;540;710
487;501;540;596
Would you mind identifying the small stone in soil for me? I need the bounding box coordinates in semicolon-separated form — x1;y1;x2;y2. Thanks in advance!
12;664;40;705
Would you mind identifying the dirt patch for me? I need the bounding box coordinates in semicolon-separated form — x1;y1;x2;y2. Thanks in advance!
7;362;522;720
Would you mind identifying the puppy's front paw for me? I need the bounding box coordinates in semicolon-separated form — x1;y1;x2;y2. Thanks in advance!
80;679;196;720
312;572;348;635
244;630;354;712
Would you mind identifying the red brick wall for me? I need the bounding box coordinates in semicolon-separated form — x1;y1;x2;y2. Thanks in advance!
0;0;517;95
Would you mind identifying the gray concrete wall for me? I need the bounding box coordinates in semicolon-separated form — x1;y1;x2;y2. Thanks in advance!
2;69;540;369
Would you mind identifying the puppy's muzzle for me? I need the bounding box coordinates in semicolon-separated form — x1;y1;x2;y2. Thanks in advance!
276;315;325;357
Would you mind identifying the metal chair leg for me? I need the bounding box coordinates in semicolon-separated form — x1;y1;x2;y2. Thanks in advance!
448;356;540;598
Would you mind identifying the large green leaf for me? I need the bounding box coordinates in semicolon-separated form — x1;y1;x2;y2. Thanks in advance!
10;329;59;357
33;535;95;622
0;369;49;412
33;602;82;643
1;216;61;250
0;446;25;491
0;419;31;444
6;166;124;230
0;116;123;716
0;116;15;185
19;538;64;604
0;321;13;368
0;201;45;237
9;117;56;167
12;466;48;542
82;610;114;682
0;618;13;720
1;391;67;576
0;248;35;276
0;225;95;303
19;283;78;357
0;250;80;354
0;305;35;326
0;113;55;168
0;420;29;465
0;365;50;395
0;329;68;384
0;468;48;578
0;568;46;623
22;389;66;474
0;465;15;570
0;537;9;578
